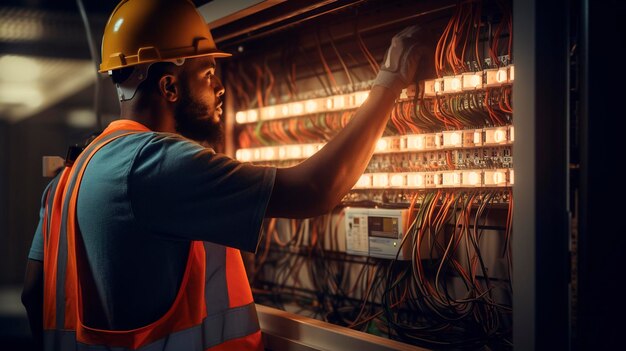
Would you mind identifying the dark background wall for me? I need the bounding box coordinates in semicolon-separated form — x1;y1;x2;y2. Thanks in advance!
2;113;68;284
0;2;209;283
0;84;113;349
0;5;197;350
0;120;9;275
0;0;212;288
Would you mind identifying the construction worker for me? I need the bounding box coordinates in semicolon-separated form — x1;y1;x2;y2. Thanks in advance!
20;0;427;350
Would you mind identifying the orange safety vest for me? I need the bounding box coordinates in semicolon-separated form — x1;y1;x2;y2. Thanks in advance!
41;120;263;351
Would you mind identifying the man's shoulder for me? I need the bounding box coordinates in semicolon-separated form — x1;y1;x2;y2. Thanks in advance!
122;132;223;181
133;132;212;160
97;131;199;159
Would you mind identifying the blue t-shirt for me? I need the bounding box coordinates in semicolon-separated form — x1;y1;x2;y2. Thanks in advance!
29;127;275;330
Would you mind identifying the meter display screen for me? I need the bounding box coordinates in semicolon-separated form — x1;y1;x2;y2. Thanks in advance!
368;216;398;238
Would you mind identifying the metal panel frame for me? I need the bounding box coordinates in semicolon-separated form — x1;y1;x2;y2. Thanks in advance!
218;0;579;348
513;0;571;349
256;304;429;351
576;0;623;349
197;0;286;29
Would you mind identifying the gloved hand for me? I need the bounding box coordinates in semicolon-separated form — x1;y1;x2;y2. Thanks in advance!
373;25;427;96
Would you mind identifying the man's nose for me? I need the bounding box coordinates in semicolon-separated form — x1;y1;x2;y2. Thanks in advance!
214;76;225;97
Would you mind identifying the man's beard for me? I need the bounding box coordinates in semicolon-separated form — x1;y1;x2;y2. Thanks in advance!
174;93;223;145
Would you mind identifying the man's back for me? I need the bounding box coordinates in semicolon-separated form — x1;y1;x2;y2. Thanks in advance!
77;131;189;330
75;120;275;330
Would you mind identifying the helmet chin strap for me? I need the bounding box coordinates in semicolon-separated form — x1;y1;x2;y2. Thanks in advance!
112;58;185;102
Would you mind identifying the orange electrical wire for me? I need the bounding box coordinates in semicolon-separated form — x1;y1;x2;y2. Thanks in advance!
401;101;421;133
355;22;379;74
498;89;513;114
432;98;452;128
447;4;464;74
502;87;513;113
286;118;302;143
347;265;377;328
492;18;504;67
287;60;298;100
272;121;291;144
278;120;295;144
484;90;505;125
435;10;455;76
351;275;408;329
253;64;264;108
296;118;319;142
263;62;275;106
458;4;474;72
446;151;455;170
315;32;339;94
415;191;442;297
434;96;464;129
277;119;294;144
238;129;252;149
474;4;483;71
389;105;406;135
262;121;276;144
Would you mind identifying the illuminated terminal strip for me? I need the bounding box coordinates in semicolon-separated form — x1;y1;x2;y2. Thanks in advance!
235;65;513;124
424;65;514;96
353;169;514;189
236;126;514;162
236;143;325;162
235;90;370;124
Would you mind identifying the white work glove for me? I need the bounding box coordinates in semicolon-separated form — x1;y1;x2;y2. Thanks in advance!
373;25;426;96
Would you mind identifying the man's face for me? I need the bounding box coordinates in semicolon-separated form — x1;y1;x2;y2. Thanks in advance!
174;56;225;145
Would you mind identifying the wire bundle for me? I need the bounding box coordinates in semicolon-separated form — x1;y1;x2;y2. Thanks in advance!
237;111;355;148
250;189;512;349
381;190;512;347
237;82;513;147
413;86;513;132
413;0;514;132
435;0;512;76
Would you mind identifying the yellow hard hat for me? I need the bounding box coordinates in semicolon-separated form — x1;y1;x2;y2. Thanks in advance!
99;0;231;73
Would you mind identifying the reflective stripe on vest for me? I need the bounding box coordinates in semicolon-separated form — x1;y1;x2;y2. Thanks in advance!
43;304;261;351
42;122;263;351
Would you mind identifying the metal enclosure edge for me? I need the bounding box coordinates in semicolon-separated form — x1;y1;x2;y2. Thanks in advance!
513;0;571;349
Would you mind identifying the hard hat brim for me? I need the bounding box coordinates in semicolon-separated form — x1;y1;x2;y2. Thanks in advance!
99;50;232;74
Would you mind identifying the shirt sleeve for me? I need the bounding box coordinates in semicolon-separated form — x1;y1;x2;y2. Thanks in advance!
129;134;276;253
28;177;59;261
28;207;45;261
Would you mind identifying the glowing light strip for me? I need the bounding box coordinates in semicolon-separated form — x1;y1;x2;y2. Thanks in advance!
424;64;514;97
235;126;514;162
235;90;370;124
235;143;325;162
235;65;514;124
353;169;514;189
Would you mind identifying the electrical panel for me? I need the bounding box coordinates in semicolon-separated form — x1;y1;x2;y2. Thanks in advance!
221;0;513;348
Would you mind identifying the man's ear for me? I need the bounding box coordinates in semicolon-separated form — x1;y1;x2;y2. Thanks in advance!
158;74;179;102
